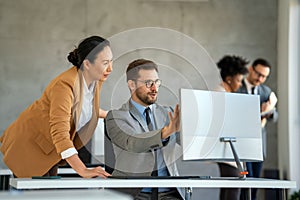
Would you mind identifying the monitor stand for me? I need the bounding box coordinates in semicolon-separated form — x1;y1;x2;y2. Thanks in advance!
219;137;248;179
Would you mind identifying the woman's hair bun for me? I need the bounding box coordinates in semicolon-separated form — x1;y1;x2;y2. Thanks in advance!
67;48;79;67
67;36;110;68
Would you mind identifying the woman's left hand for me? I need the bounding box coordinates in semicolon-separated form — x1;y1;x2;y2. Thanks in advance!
79;166;111;178
66;154;111;178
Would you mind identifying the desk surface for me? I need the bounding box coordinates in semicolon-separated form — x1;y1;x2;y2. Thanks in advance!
10;177;296;190
1;164;104;175
0;189;131;200
0;168;77;175
0;169;12;176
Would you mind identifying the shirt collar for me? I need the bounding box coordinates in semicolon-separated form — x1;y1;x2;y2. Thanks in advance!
244;78;256;94
83;76;95;95
130;98;153;117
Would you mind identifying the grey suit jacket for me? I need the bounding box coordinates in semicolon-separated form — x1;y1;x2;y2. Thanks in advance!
106;100;185;199
237;80;278;158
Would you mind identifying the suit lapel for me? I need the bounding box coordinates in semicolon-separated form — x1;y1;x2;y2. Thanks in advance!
152;104;167;129
128;101;148;132
239;80;248;94
128;101;168;131
256;85;261;95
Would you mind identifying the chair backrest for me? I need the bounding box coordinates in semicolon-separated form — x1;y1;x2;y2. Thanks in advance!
104;119;115;174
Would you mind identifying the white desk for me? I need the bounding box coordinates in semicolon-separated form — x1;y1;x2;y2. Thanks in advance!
0;189;131;200
10;177;296;189
0;169;12;176
9;177;296;199
0;168;77;191
0;168;77;176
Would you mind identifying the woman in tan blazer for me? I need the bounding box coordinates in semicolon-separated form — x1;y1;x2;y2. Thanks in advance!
0;36;113;178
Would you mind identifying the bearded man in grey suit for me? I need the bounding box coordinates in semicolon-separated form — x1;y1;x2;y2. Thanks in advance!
105;59;188;200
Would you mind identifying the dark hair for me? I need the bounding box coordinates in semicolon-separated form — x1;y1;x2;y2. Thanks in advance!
217;55;249;81
252;58;271;69
67;36;110;68
126;59;158;81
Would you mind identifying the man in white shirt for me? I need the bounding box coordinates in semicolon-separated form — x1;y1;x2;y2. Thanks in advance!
238;58;278;200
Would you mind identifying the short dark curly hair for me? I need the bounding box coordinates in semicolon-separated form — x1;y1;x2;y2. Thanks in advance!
217;55;249;81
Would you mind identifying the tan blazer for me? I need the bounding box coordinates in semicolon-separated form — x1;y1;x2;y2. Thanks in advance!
0;66;102;177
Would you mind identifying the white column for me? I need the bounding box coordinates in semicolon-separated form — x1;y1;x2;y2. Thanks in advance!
277;0;300;193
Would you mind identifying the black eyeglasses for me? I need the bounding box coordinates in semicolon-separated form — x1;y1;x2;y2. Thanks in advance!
253;67;268;79
135;79;162;88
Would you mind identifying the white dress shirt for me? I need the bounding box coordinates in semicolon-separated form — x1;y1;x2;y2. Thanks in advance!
61;77;95;159
244;78;256;94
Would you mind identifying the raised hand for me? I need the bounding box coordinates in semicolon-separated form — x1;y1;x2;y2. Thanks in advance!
161;104;180;139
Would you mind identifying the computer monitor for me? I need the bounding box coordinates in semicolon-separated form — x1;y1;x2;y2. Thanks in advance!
180;88;263;162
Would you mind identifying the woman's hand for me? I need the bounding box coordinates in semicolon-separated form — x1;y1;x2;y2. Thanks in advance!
78;166;111;178
66;154;111;178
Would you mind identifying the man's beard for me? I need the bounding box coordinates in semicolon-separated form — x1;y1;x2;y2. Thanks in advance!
135;88;157;105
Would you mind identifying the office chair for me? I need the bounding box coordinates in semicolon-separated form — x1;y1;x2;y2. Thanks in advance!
104;119;116;174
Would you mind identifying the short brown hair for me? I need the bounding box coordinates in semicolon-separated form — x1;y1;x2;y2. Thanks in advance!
126;59;158;81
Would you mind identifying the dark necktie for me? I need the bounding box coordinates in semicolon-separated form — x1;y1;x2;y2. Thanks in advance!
145;107;154;131
251;86;255;94
145;107;158;200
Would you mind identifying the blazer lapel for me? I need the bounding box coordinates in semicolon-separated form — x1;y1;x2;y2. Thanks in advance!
127;101;168;131
128;101;148;132
239;79;248;94
152;104;168;129
256;85;262;95
72;69;83;130
70;69;83;139
73;81;102;149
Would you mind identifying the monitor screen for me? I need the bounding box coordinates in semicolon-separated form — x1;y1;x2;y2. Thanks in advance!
180;88;263;162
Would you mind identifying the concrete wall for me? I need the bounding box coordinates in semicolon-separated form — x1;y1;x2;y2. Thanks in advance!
0;0;278;199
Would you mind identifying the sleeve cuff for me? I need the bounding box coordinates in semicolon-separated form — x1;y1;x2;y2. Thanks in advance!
61;147;78;159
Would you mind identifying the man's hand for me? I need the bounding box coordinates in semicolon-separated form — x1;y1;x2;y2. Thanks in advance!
261;92;277;119
261;101;272;114
261;92;277;127
161;104;180;139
